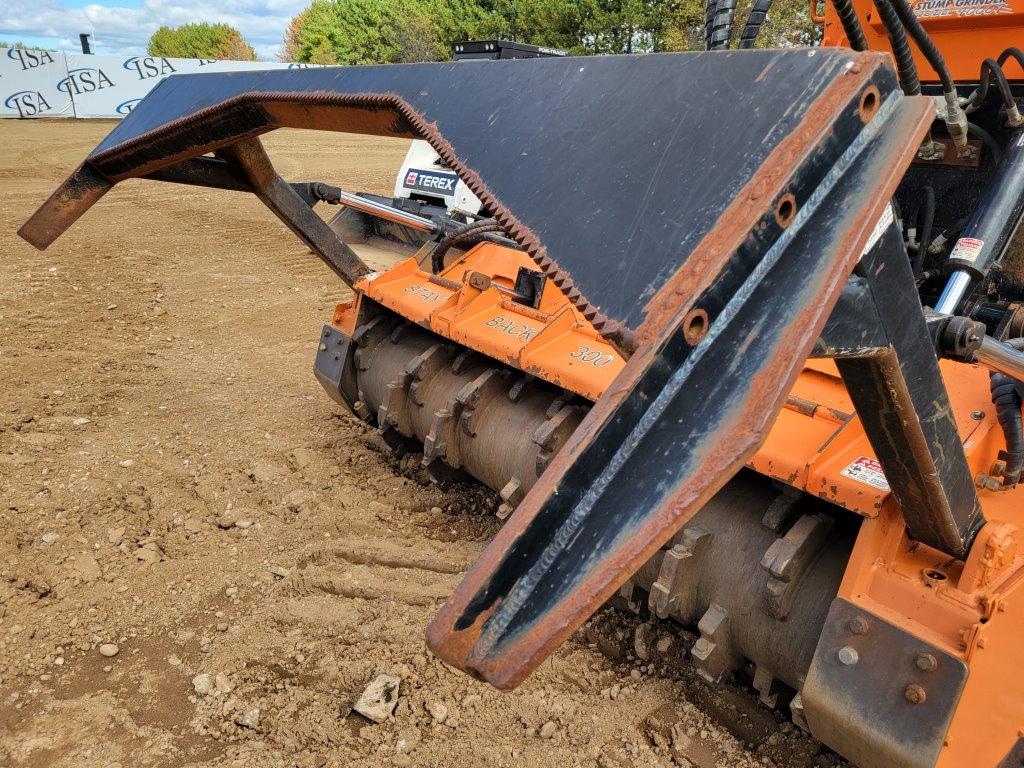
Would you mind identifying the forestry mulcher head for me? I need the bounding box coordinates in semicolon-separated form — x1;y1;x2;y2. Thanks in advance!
18;39;1024;768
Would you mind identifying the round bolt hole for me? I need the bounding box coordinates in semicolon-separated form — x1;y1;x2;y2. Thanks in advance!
774;193;797;228
859;86;880;123
922;568;948;584
683;308;709;346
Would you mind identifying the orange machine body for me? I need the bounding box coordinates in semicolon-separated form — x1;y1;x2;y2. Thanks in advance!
821;0;1024;81
332;240;1024;765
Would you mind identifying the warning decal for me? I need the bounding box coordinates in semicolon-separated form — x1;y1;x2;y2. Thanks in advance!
950;237;984;264
840;456;891;492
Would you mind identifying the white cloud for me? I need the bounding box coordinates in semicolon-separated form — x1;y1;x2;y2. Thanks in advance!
0;0;308;59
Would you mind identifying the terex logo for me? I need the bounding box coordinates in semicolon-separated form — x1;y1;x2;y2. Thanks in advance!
116;98;141;115
122;56;176;80
6;48;57;71
4;90;52;118
58;68;115;96
402;167;458;195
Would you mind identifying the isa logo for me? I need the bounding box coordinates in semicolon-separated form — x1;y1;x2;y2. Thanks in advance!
123;56;177;80
116;98;141;115
4;90;52;117
6;48;57;71
57;67;115;96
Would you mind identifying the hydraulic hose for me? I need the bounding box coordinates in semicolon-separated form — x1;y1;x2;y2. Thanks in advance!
967;59;1022;125
704;0;719;50
830;0;868;52
968;122;1004;165
737;0;773;49
986;337;1024;487
913;185;935;276
885;0;969;147
708;0;738;50
997;47;1024;72
870;0;920;95
430;218;504;273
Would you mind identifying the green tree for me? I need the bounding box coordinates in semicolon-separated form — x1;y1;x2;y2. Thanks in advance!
281;0;821;64
3;41;56;51
147;23;257;60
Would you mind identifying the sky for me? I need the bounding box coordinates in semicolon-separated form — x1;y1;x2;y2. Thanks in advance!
0;0;309;60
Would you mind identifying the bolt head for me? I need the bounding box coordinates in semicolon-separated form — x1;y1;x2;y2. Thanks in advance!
837;646;859;666
971;410;985;421
319;343;328;352
915;652;938;672
904;683;927;705
847;616;869;635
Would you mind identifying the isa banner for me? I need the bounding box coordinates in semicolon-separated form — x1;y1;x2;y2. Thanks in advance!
1;50;318;119
0;48;74;118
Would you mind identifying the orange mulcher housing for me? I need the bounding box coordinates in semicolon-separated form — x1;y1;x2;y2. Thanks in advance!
821;0;1024;81
332;230;1024;766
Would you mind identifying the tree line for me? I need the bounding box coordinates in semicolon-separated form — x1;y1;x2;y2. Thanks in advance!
144;0;819;63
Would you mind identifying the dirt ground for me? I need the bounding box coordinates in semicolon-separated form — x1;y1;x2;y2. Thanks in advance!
0;120;839;768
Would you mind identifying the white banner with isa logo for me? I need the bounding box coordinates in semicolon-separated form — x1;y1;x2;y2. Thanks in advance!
0;48;74;118
62;53;299;118
1;48;315;119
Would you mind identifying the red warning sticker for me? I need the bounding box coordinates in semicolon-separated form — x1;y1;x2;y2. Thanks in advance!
950;237;984;264
840;456;890;492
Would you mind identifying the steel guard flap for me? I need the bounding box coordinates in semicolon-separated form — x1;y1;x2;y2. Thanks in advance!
26;49;891;340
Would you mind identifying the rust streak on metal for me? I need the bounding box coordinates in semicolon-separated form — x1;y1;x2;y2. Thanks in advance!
634;56;889;349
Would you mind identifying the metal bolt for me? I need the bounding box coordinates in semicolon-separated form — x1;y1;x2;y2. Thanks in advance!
915;653;938;672
838;646;859;666
319;343;328;352
847;616;869;635
971;410;985;421
693;637;712;654
904;683;927;705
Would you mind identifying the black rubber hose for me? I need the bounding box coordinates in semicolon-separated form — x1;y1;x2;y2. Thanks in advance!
914;185;935;276
704;0;719;50
991;337;1024;486
997;47;1024;72
831;0;868;52
969;121;1003;165
737;0;773;49
708;0;737;50
870;0;920;95
430;218;503;273
886;0;955;94
967;58;1017;113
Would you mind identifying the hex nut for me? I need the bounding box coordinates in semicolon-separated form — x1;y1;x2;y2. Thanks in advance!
904;683;927;705
837;646;859;666
847;616;869;635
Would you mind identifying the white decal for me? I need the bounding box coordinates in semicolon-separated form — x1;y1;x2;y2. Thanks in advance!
862;204;895;257
950;237;985;264
840;456;890;492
